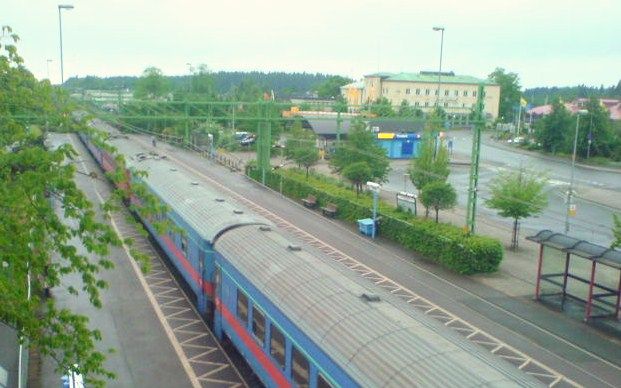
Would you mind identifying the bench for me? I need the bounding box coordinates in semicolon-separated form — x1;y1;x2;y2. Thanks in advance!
321;203;338;218
302;195;317;208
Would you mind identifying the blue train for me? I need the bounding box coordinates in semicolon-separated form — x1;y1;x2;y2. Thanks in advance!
79;129;542;387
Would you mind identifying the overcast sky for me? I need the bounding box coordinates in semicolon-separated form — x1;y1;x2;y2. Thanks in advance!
4;0;620;89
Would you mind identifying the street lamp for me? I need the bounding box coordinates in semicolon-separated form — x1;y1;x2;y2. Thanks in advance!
432;26;445;108
186;62;193;93
58;4;74;85
46;59;53;80
367;182;381;239
564;109;588;234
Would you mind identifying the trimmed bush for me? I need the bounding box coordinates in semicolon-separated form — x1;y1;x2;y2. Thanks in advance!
248;168;503;274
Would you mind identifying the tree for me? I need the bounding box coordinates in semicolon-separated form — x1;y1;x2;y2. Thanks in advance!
134;67;170;99
409;122;450;196
315;75;352;99
534;99;573;154
189;64;216;98
613;214;621;249
285;121;319;177
488;68;521;122
420;181;457;222
398;100;422;118
342;162;372;195
369;96;394;117
1;28;169;386
575;97;616;159
485;168;548;249
330;120;390;182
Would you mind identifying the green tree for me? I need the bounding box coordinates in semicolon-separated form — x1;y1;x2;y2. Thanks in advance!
285;121;319;177
488;68;521;122
1;29;170;385
315;75;352;99
330;120;390;182
342;161;372;195
485;168;548;249
420;181;457;222
370;96;394;117
409;133;450;195
613;214;621;249
534;99;573;154
134;67;170;99
576;97;616;158
189;64;216;98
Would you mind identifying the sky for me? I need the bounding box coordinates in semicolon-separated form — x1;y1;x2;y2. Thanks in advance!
4;0;620;89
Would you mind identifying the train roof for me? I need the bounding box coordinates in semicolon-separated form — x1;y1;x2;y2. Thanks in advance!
108;136;270;243
216;225;543;387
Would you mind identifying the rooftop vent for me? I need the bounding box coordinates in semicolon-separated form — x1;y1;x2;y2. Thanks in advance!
259;226;272;232
287;244;302;251
233;209;244;214
170;168;177;172
360;293;381;303
215;198;225;202
191;182;199;186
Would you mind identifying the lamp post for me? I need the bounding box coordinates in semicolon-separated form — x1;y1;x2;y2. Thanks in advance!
432;26;445;108
58;4;74;85
186;62;193;93
565;109;588;234
46;59;53;80
367;181;381;239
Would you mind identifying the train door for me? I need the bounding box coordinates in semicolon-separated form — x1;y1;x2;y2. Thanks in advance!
213;265;223;339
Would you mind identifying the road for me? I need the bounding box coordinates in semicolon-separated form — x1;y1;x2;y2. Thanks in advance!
384;130;621;246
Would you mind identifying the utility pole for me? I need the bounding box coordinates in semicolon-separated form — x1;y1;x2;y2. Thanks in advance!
257;101;272;185
466;84;485;234
433;26;445;107
336;110;342;145
58;4;74;85
565;109;588;234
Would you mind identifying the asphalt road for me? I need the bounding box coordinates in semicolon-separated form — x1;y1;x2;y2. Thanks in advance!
384;130;620;246
137;135;621;388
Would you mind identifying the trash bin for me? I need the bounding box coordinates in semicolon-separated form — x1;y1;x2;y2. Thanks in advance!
357;218;375;237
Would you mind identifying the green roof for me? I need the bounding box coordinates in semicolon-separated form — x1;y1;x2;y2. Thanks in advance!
366;72;494;85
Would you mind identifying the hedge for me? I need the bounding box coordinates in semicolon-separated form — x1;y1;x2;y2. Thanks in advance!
248;167;503;274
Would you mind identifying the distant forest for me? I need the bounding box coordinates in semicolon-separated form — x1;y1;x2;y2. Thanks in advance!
64;71;337;98
524;81;621;106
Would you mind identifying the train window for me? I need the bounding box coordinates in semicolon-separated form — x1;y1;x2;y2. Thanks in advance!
181;236;188;257
237;291;248;325
270;325;286;369
252;307;266;346
291;346;309;387
317;374;333;388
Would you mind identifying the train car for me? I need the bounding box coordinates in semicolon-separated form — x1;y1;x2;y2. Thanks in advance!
81;129;543;387
102;135;270;318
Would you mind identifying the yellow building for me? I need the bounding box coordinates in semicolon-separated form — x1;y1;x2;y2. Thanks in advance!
354;71;500;119
340;81;364;111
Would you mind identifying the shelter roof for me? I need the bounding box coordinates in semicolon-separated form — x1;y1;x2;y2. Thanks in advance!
527;230;621;270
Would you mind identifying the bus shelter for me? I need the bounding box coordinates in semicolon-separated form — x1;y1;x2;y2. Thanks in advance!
527;230;621;322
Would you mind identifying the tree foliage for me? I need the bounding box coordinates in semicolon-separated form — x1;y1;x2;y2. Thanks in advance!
285;121;319;177
369;96;394;117
488;67;521;122
485;168;548;248
420;181;457;222
330;120;390;182
534;99;573;154
409;119;450;194
1;28;170;385
314;75;352;99
613;214;621;249
342;162;372;195
134;67;170;99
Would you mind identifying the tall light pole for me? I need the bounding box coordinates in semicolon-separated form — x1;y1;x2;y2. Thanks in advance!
367;182;381;239
58;4;74;85
186;62;193;93
46;59;53;80
432;26;445;107
564;109;588;234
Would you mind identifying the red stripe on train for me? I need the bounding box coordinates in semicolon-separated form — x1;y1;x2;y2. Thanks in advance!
160;234;213;296
217;297;291;387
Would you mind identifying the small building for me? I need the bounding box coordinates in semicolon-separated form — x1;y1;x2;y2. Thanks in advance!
340;81;364;111
376;132;422;158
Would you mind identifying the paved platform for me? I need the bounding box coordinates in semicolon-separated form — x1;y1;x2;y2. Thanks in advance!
123;133;621;387
42;134;246;388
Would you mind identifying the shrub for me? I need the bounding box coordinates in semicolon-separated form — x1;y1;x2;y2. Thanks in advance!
248;168;503;274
